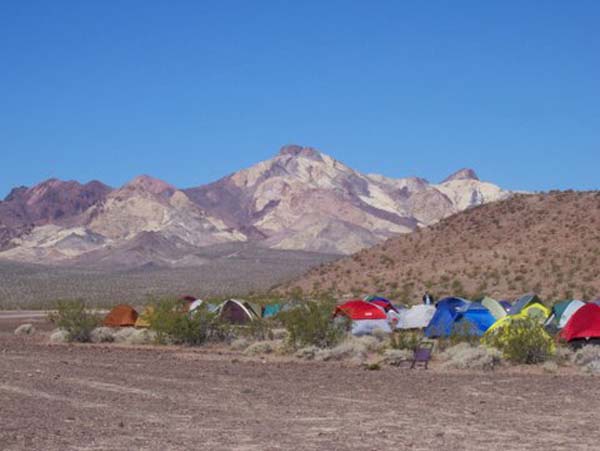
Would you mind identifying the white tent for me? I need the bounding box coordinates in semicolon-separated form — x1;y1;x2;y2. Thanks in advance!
481;297;507;320
396;304;436;329
351;319;392;336
189;299;204;312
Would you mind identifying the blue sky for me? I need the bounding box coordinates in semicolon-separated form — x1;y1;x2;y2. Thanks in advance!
1;1;598;197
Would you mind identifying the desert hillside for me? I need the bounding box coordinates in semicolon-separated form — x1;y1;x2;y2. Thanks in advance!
282;191;600;303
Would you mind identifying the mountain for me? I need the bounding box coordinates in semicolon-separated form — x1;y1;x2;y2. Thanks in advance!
0;179;111;250
280;191;600;302
0;175;246;265
184;145;510;254
0;145;510;267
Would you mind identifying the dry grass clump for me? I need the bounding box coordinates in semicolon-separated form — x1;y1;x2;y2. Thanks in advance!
572;346;600;373
382;349;413;366
294;345;320;360
49;329;69;343
440;343;502;371
90;327;115;343
14;324;35;336
230;337;251;351
244;340;285;356
113;327;138;343
315;336;384;364
126;329;156;345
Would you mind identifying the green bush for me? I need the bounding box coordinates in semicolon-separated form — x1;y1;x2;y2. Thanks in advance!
483;317;554;364
49;300;99;343
280;300;349;349
389;331;421;351
240;317;274;341
148;299;231;346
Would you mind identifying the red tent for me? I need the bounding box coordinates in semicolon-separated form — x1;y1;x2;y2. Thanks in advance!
560;303;600;342
334;300;387;320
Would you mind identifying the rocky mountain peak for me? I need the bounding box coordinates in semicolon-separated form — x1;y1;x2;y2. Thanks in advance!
277;145;324;162
123;175;176;197
442;168;480;183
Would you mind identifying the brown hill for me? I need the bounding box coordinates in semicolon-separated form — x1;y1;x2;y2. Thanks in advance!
281;191;600;303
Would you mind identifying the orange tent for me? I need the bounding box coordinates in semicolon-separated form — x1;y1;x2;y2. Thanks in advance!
103;304;138;327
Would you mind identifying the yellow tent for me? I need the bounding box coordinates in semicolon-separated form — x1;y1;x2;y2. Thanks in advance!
134;305;155;328
485;302;550;336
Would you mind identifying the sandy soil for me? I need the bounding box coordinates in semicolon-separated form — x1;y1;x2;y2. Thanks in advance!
2;322;600;450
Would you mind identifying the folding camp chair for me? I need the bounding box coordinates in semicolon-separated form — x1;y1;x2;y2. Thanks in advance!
410;342;433;370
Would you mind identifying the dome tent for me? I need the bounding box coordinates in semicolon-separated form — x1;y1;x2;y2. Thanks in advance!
334;300;391;336
104;304;138;327
424;298;495;338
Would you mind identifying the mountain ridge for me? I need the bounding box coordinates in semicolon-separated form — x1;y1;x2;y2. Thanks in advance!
0;145;511;267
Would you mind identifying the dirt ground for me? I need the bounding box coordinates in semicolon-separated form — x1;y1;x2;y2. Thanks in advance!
2;318;600;450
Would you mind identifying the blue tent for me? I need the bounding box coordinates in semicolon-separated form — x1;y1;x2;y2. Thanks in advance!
455;303;496;336
424;298;495;338
262;304;281;318
424;298;469;338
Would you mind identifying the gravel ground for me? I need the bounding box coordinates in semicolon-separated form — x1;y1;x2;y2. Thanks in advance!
2;323;600;450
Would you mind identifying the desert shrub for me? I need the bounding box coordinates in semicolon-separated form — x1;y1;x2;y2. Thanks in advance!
572;345;600;373
49;329;69;343
230;337;251;351
280;300;349;349
315;336;383;364
294;345;320;360
483;317;554;364
90;327;115;343
48;300;99;343
389;331;421;351
244;340;282;356
382;349;413;366
148;299;231;346
14;324;35;336
113;327;137;343
440;343;502;371
240;317;274;341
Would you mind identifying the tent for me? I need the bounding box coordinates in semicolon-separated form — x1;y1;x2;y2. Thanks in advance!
499;300;512;312
457;303;497;336
104;304;138;327
188;299;204;312
481;297;507;320
485;302;551;336
546;300;586;331
218;299;260;324
424;298;469;338
424;298;495;338
262;304;281;318
396;304;436;329
509;294;542;316
334;300;387;320
560;303;600;343
364;296;398;312
334;300;391;336
134;305;155;328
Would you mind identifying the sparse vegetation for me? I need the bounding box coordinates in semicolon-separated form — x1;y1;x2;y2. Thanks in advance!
48;300;99;343
280;299;349;349
148;299;231;346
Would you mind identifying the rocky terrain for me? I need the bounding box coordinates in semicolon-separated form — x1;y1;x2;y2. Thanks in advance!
282;191;600;303
0;145;510;268
3;332;600;450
